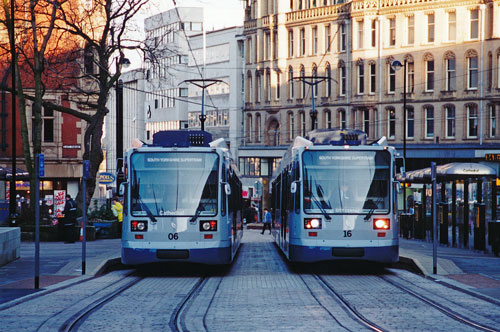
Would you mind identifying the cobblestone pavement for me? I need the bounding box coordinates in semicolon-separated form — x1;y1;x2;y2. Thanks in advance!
1;230;500;332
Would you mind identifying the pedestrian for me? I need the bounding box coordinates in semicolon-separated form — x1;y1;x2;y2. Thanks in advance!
261;208;272;235
111;196;123;237
63;194;77;243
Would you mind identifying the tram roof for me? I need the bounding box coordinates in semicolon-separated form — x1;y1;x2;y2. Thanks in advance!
397;162;497;183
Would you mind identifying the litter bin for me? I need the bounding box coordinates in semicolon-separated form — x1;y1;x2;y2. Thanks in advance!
414;202;425;239
488;220;500;256
400;213;413;239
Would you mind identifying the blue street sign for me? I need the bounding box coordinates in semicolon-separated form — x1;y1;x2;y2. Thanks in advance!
38;154;45;177
83;160;89;179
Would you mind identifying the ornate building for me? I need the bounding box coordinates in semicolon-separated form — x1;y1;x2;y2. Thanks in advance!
242;0;500;205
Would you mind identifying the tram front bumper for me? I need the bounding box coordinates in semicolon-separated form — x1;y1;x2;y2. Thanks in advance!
289;243;399;263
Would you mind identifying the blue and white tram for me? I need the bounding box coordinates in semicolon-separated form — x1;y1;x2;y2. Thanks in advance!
121;130;243;265
271;129;399;263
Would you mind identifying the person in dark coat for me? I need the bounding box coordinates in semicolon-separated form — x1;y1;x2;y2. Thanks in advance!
63;194;77;243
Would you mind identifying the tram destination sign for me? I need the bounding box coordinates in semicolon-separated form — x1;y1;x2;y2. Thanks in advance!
485;154;500;161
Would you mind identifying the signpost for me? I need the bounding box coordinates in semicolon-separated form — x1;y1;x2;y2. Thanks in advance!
35;154;44;289
82;160;89;275
431;162;437;275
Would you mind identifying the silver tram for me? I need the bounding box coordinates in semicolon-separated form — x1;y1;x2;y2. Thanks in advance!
121;130;243;265
271;129;400;263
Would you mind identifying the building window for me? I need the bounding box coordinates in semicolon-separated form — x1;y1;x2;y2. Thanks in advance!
406;107;414;139
265;32;271;60
325;63;332;98
288;113;295;141
247;74;253;102
387;108;396;139
255;114;262;142
407;16;414;45
357;19;364;49
371;19;376;47
363;109;370;137
425;59;434;92
312;65;318;96
339;110;346;129
467;104;478;138
389;17;396;46
256;73;262;102
388;63;396;93
300;112;306;136
445;105;455;138
490;105;496;137
325;24;331;53
448;11;456;41
288;66;294;99
470;9;479;39
407;61;415;93
273;31;278;60
300;28;306;56
339;65;346;96
312;27;318;55
467;55;478;90
300;65;306;98
266;71;271;101
497;53;500;89
325;110;332;129
424;106;434;138
43;107;54;143
446;57;456;91
339;23;346;52
427;13;435;43
288;30;294;57
369;63;376;94
357;63;364;95
246;115;253;141
275;72;280;100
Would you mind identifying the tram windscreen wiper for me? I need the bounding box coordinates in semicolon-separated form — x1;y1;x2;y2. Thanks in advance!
132;171;157;223
312;184;331;221
189;205;203;223
363;198;381;221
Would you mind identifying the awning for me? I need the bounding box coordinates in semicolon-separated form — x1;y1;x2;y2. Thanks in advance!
0;166;30;180
396;162;497;183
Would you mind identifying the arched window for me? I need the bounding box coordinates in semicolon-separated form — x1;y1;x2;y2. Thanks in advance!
246;72;253;102
338;60;346;96
324;110;332;129
466;49;479;90
325;63;332;97
246;114;253;142
288;66;294;99
288;112;295;141
256;113;261;142
300;65;306;98
312;63;318;96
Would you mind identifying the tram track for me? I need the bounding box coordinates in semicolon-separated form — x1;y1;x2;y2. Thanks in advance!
378;274;500;332
308;273;388;332
61;275;143;332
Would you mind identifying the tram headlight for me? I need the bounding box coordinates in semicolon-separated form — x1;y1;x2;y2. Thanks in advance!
131;220;148;232
200;220;217;232
304;218;322;229
373;218;390;230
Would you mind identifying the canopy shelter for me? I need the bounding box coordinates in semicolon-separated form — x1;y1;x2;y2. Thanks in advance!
397;162;497;183
396;162;498;252
0;166;29;180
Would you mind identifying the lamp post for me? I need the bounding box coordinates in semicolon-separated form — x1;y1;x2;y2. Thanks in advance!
291;75;333;131
392;59;407;212
9;0;17;222
115;56;130;192
181;79;226;131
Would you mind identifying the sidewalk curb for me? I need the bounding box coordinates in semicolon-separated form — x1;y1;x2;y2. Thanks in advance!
0;256;121;312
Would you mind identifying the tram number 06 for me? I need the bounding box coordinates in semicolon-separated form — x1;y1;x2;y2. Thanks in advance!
168;233;179;240
343;230;352;238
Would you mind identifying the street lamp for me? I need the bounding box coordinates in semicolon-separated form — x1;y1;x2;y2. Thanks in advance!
392;59;407;212
115;56;130;192
290;75;333;131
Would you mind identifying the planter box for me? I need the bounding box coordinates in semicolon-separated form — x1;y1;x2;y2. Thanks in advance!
21;224;95;241
93;220;119;239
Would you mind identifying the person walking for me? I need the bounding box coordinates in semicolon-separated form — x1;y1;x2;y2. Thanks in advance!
112;197;123;237
261;208;272;235
63;194;77;243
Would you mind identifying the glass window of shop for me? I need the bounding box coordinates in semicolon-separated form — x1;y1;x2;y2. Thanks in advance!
239;157;282;177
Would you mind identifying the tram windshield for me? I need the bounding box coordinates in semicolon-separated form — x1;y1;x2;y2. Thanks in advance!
302;150;391;215
130;152;219;217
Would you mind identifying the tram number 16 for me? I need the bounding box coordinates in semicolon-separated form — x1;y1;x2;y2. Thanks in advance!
343;230;352;238
168;233;179;240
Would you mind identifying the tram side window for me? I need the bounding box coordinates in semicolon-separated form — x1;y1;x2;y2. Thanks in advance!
293;160;300;213
221;166;227;216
